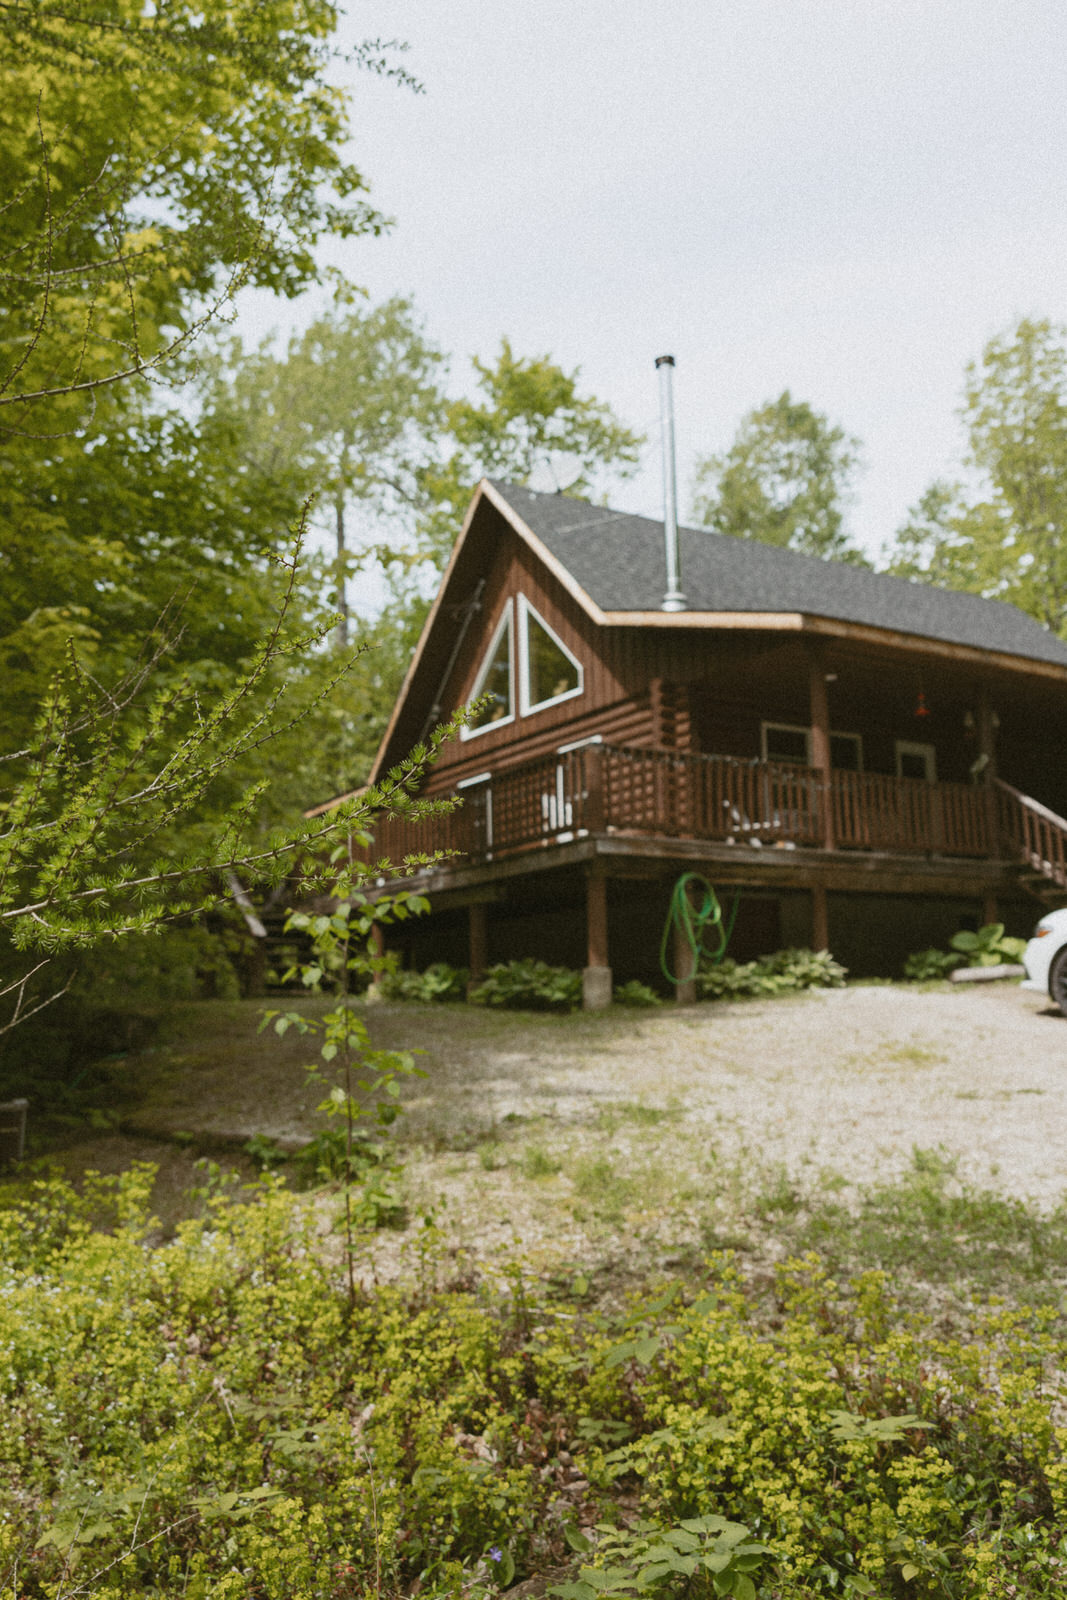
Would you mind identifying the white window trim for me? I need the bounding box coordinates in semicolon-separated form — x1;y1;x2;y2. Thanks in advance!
459;600;514;741
456;771;493;850
761;721;864;771
895;740;937;782
517;594;584;717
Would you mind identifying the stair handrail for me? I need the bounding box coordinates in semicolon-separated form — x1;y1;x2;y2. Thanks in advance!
993;777;1067;833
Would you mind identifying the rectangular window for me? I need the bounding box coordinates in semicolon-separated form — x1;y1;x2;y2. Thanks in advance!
762;722;864;770
762;722;811;764
896;740;937;782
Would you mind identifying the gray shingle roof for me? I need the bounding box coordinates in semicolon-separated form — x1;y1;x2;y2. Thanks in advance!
496;481;1067;667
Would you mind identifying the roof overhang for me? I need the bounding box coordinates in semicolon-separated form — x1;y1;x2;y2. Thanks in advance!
599;608;1067;681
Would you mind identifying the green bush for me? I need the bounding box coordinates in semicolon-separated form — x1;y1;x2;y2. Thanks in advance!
904;922;1027;980
950;921;1027;966
4;1173;1067;1598
378;962;469;1002
903;947;961;981
697;947;847;1001
470;959;584;1011
613;980;662;1008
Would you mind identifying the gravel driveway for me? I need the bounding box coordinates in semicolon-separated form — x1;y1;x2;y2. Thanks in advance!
75;981;1067;1265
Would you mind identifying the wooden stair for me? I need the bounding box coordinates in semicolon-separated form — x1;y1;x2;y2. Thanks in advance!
994;780;1067;904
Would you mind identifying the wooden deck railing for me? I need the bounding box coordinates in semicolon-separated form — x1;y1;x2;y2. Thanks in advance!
357;744;1026;874
831;770;995;856
994;779;1067;891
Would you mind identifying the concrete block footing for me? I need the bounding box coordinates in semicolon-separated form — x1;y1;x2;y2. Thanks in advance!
582;965;613;1010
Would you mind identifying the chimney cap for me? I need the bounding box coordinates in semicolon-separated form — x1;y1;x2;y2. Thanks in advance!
654;354;675;369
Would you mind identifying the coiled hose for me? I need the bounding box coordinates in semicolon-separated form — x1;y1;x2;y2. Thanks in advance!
659;872;739;987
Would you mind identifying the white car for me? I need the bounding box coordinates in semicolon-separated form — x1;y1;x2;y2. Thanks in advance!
1022;908;1067;1016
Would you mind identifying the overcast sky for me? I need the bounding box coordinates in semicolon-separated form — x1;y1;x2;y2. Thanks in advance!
243;0;1067;565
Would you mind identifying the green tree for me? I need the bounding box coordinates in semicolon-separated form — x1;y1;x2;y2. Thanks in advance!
887;319;1067;636
0;537;459;1043
0;0;403;432
201;297;447;645
692;391;865;562
418;338;644;563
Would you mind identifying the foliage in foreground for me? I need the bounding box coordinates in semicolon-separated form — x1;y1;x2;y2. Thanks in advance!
3;1172;1067;1598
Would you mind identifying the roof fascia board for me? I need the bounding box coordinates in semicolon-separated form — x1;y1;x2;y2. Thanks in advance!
601;609;1067;680
481;481;609;625
365;481;493;789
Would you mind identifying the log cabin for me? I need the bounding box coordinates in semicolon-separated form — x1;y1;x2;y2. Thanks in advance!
317;478;1067;1002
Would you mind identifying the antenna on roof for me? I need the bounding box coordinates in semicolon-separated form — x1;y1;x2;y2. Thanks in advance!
655;355;686;612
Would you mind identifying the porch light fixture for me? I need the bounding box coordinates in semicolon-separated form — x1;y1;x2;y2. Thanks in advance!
963;710;976;734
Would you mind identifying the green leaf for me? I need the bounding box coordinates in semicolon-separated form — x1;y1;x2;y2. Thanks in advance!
564;1525;593;1554
900;1562;920;1582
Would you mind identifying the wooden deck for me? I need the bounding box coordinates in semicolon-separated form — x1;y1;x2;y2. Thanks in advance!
356;743;1054;879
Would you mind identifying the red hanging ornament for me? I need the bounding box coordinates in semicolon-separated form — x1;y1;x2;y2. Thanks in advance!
915;687;930;718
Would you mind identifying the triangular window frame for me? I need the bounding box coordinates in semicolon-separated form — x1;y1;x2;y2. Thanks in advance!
518;594;584;716
460;600;515;740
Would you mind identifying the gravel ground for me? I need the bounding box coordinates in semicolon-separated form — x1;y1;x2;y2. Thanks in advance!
47;981;1067;1272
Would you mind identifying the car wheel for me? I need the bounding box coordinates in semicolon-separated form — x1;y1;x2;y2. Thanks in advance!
1050;948;1067;1018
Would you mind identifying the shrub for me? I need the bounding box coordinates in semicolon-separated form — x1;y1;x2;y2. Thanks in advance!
903;947;961;981
950;921;1027;966
470;959;584;1011
613;980;662;1007
378;962;470;1002
5;1176;1067;1598
904;922;1027;980
697;947;847;1000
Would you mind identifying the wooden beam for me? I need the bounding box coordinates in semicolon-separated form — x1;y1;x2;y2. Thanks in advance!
583;868;612;1009
673;898;698;1006
808;647;835;851
468;901;488;984
812;883;829;952
585;869;609;969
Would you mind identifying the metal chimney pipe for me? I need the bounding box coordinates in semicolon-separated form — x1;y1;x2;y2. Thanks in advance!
655;355;686;612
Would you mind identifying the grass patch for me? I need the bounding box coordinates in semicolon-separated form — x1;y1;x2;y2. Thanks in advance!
522;1143;562;1179
785;1146;1067;1301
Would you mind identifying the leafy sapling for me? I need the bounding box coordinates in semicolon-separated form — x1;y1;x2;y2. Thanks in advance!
262;860;429;1302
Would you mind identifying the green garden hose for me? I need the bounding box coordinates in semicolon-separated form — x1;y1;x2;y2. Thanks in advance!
659;873;739;987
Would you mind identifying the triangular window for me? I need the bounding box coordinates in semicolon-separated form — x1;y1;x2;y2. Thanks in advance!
519;596;583;714
462;603;514;736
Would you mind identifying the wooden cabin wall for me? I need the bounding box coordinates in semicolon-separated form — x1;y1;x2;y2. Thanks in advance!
410;502;1067;817
425;529;662;794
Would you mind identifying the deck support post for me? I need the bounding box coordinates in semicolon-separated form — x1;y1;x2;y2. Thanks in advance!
982;892;998;929
811;882;829;953
468;901;488;993
808;647;835;851
673;906;698;1006
583;868;612;1009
